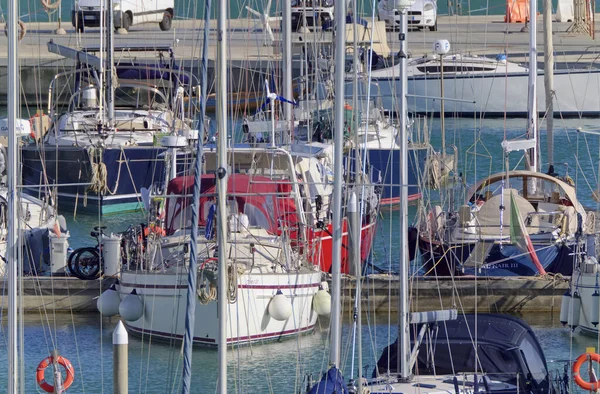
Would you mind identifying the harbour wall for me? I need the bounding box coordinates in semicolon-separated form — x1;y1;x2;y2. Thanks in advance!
2;16;600;107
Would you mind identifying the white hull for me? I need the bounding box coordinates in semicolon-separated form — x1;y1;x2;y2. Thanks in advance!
569;268;600;335
374;70;600;117
119;270;322;346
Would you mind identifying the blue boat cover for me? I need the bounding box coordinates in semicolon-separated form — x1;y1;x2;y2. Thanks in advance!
308;367;349;394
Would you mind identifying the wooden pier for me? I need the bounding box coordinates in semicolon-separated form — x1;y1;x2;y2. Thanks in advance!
2;274;569;315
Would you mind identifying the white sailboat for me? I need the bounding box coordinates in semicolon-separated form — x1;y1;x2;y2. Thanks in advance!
96;0;325;347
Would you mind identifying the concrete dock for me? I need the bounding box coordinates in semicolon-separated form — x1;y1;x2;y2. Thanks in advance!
3;274;569;315
2;14;600;105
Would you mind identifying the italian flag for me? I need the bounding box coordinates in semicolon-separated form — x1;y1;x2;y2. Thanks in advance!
509;191;547;275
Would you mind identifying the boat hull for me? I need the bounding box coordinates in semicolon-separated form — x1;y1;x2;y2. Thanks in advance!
310;217;377;274
21;144;193;214
569;268;600;335
118;270;322;346
366;146;429;205
375;70;600;117
419;235;576;276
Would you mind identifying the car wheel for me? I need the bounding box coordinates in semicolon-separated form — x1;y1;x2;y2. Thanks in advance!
429;22;437;31
159;11;172;31
122;12;132;31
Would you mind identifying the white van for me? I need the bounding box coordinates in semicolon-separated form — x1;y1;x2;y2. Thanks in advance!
72;0;174;32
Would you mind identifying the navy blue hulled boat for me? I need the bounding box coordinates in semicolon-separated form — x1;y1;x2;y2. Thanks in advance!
21;44;200;214
418;170;592;276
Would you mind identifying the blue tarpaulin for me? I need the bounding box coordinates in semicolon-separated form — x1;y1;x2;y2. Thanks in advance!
307;367;349;394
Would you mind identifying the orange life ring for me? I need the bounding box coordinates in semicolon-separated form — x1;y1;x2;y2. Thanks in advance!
573;352;600;391
36;355;75;393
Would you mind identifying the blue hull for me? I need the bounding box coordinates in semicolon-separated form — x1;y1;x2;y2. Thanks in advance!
21;144;193;215
420;238;576;277
366;145;430;205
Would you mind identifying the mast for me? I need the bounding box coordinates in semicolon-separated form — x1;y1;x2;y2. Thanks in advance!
216;0;229;391
527;0;538;173
106;0;115;126
181;0;212;391
397;7;411;382
329;0;347;368
543;0;554;168
282;0;292;142
7;0;19;389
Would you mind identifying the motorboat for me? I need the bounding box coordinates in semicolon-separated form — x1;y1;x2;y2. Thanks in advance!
369;53;600;117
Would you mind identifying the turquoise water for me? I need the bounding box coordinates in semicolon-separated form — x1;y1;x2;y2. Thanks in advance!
0;311;593;392
10;0;585;24
0;116;597;391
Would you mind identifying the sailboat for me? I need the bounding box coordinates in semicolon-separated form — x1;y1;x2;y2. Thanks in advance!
20;25;200;215
96;0;326;347
416;2;595;278
239;10;381;276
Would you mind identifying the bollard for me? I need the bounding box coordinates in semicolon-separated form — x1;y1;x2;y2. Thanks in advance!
113;320;129;394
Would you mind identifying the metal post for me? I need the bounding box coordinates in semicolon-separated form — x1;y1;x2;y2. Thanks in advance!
216;0;229;390
330;0;347;369
397;9;411;382
282;0;293;142
7;0;19;387
440;56;445;155
527;0;538;174
106;0;115;126
348;193;362;392
113;321;128;394
543;0;554;167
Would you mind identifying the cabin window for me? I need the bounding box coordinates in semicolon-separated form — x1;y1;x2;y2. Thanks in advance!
416;65;496;73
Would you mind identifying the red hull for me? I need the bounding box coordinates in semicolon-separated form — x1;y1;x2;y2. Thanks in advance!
308;217;378;274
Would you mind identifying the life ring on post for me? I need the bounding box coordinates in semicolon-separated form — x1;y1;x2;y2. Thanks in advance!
573;352;600;391
36;355;75;393
4;20;26;41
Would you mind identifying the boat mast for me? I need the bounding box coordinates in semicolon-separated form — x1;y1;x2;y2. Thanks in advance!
180;0;212;391
527;0;538;173
7;0;19;387
543;0;554;168
329;0;347;368
282;0;292;143
216;0;229;390
397;3;412;381
106;0;114;126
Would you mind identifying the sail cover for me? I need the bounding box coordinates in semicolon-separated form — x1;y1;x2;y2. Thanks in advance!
374;314;551;393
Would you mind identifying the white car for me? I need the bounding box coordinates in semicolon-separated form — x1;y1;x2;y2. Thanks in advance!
72;0;174;32
377;0;437;31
